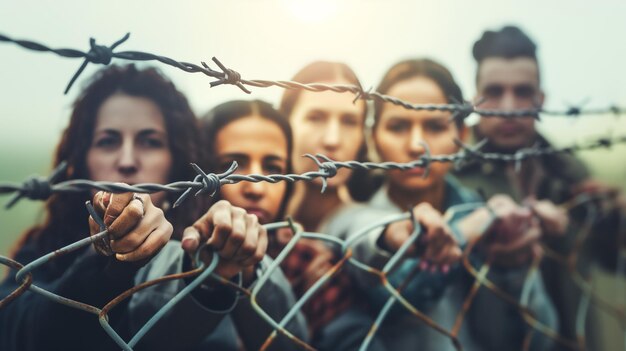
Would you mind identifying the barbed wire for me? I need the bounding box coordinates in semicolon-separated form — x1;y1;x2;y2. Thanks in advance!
1;31;625;351
1;32;624;119
2;135;625;209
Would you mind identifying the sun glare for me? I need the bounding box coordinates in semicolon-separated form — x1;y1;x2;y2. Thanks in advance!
283;0;339;23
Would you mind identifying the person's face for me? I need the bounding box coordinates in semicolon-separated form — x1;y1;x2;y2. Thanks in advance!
215;115;288;224
87;94;173;207
289;81;366;189
374;76;465;192
476;57;544;151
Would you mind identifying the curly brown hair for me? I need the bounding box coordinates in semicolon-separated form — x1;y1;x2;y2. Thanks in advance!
14;64;202;259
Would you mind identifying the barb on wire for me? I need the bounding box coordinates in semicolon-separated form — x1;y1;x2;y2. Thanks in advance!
64;33;130;94
2;135;626;209
202;57;251;93
2;32;625;118
173;161;238;208
448;97;476;124
305;154;338;193
5;161;67;209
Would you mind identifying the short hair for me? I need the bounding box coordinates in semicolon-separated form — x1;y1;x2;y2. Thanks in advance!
473;25;539;83
473;25;537;62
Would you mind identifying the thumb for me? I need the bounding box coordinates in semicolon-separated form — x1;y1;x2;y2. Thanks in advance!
181;226;201;253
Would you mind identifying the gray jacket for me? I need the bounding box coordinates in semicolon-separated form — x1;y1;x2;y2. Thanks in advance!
128;241;308;351
340;176;558;351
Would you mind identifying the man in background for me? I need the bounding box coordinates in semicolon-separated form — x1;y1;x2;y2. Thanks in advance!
454;25;625;350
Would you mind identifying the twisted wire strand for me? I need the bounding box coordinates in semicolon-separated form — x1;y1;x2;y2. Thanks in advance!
2;135;625;209
1;33;624;118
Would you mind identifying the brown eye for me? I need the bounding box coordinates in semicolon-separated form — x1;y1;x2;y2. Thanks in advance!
94;136;119;148
306;111;326;123
139;138;165;148
514;85;536;99
386;119;410;133
483;85;504;99
341;114;359;127
264;162;284;175
424;120;448;133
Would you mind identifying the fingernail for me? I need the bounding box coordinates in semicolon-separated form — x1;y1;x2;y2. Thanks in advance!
181;238;197;251
442;265;450;274
430;265;438;274
103;192;112;207
419;260;429;271
104;214;117;227
116;253;126;261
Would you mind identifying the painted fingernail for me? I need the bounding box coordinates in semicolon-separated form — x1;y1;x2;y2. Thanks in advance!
419;260;429;271
442;265;450;274
430;265;438;273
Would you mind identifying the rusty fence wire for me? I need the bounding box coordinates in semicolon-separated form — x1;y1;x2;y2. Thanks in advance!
1;31;625;351
0;137;625;350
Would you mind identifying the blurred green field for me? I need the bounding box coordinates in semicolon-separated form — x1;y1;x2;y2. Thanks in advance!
0;149;50;257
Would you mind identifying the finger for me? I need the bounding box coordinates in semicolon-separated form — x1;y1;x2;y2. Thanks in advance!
241;225;267;267
216;207;246;258
276;227;294;246
446;246;462;266
489;224;541;256
92;191;108;215
116;221;172;262
109;206;160;253
423;227;448;263
381;221;410;254
103;191;135;227
414;203;449;261
233;214;260;263
107;195;147;239
204;202;234;251
431;240;459;266
182;226;201;253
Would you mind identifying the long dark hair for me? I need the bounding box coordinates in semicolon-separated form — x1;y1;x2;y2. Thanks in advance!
279;61;374;201
200;100;294;221
14;64;202;260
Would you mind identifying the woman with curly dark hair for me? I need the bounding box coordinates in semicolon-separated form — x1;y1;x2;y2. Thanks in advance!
0;64;268;351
